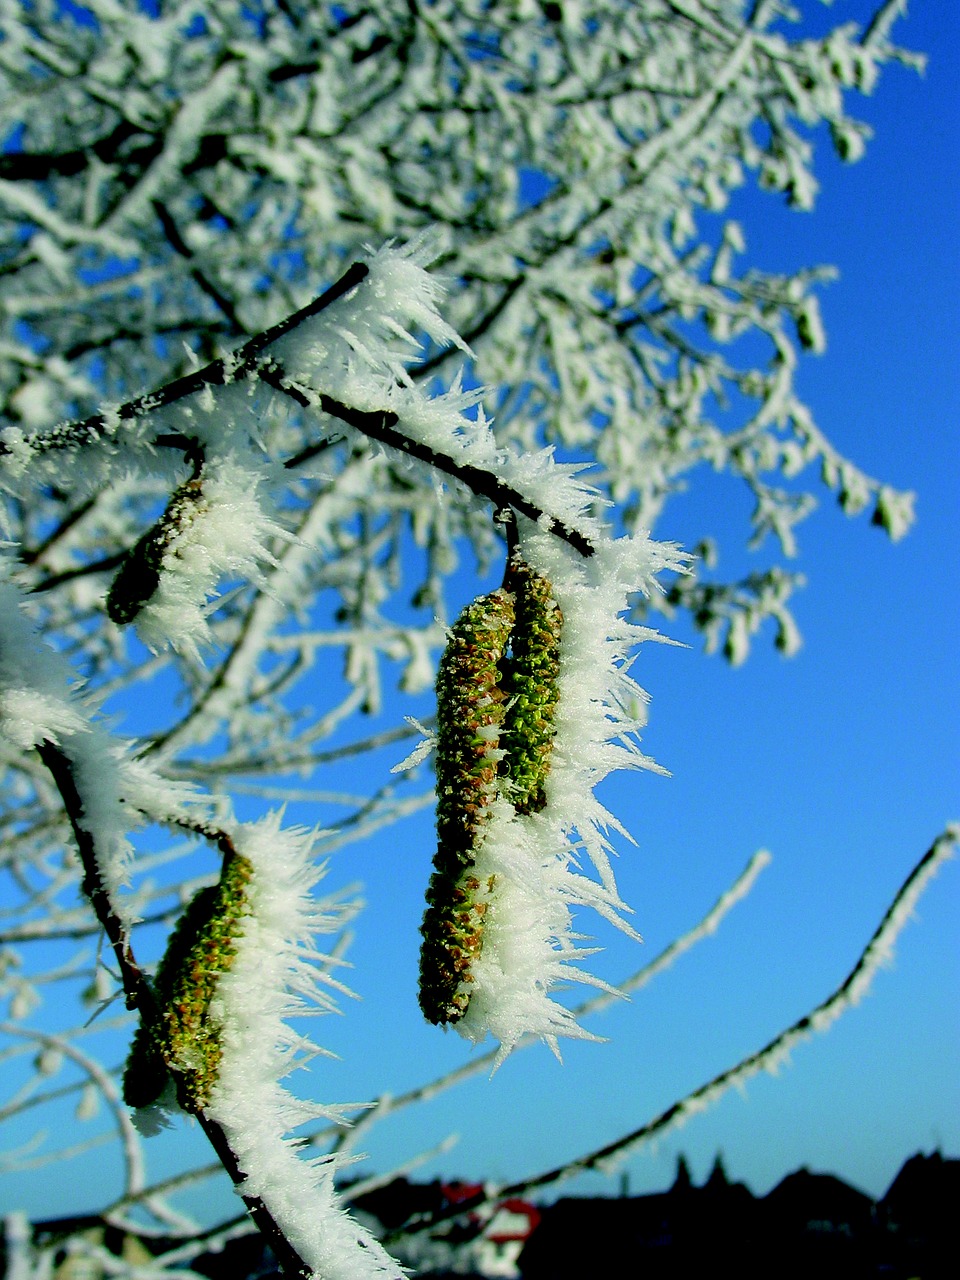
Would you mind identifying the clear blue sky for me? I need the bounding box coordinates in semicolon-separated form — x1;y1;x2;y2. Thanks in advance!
307;0;960;1207
3;0;957;1228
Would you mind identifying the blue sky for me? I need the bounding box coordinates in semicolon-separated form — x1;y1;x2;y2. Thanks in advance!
2;0;957;1229
307;0;959;1206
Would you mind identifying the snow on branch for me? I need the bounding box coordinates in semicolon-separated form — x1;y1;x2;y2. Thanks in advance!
384;827;957;1245
0;574;196;940
7;238;691;1076
201;815;402;1280
500;824;958;1197
3;245;607;666
1;240;696;1271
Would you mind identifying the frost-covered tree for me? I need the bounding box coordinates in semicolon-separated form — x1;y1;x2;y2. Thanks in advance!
0;2;954;1277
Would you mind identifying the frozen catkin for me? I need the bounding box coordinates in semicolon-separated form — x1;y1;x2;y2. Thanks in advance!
123;852;253;1114
415;527;684;1061
418;560;563;1026
499;559;563;817
126;814;401;1279
105;453;286;657
107;474;207;626
418;585;515;1025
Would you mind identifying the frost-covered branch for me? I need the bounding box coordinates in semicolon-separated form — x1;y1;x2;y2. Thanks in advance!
2;1;918;654
2;255;596;561
499;825;957;1198
385;827;956;1242
33;739;154;1017
0;262;371;464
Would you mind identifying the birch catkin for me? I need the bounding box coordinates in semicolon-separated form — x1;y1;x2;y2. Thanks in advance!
418;561;562;1026
418;587;514;1025
500;559;563;816
123;852;253;1113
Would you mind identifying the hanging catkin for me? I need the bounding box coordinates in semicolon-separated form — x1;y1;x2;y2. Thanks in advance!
123;852;253;1113
418;560;562;1025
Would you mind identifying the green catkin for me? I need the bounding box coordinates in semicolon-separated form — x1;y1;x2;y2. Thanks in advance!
418;563;563;1026
106;476;206;625
122;885;219;1109
122;853;253;1114
500;560;563;815
418;588;514;1025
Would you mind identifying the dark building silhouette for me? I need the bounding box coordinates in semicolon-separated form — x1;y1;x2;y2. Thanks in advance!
519;1154;762;1278
876;1150;960;1279
756;1167;877;1279
519;1150;959;1280
3;1150;956;1279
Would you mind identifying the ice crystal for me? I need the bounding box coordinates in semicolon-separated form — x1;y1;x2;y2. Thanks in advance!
204;814;402;1280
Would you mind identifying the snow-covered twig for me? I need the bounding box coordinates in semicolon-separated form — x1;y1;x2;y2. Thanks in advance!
0;263;369;464
383;826;956;1241
2;256;596;564
500;825;957;1196
0;1023;145;1199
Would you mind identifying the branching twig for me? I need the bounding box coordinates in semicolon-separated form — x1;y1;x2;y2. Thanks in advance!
269;367;595;557
501;826;958;1197
0;263;370;460
2;259;596;559
34;740;154;1018
384;827;957;1239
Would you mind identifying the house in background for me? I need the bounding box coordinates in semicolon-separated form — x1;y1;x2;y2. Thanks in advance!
3;1151;956;1278
350;1176;541;1278
476;1197;541;1277
876;1150;959;1279
517;1150;959;1280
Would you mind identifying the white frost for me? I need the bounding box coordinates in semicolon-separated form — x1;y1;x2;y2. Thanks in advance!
0;573;196;928
133;452;288;658
457;529;687;1062
205;814;403;1280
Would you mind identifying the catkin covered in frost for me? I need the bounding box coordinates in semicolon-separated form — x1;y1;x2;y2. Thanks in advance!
419;560;565;1027
107;453;286;658
123;852;254;1113
417;531;684;1063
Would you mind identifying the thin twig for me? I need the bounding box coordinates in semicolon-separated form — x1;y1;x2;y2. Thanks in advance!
3;258;596;559
384;827;957;1239
503;827;958;1197
265;365;595;557
0;263;370;460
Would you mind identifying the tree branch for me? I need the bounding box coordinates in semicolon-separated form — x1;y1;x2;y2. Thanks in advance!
33;740;153;1018
0;263;370;459
3;260;595;558
30;747;314;1278
500;825;958;1199
268;366;595;557
384;826;957;1241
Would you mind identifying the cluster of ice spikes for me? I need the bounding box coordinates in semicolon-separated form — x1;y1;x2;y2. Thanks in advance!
129;815;403;1279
